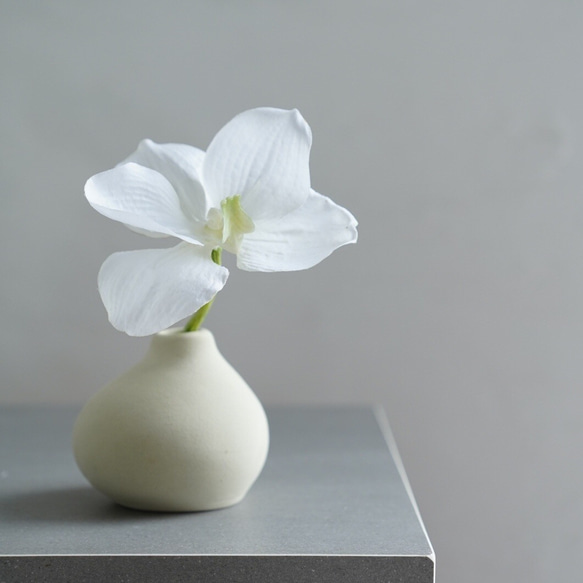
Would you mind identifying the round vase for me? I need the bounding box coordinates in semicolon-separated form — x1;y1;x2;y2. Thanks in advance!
73;328;269;512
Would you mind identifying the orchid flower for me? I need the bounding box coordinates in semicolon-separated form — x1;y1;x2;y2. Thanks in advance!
85;107;358;336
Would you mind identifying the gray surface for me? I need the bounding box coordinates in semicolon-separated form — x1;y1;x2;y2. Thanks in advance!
0;406;433;581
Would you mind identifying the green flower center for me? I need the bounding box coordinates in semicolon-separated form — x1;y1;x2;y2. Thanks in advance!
206;195;255;253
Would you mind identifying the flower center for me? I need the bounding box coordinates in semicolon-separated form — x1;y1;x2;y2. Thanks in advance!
205;195;255;254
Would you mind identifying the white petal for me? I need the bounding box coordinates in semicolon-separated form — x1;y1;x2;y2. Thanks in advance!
237;190;358;272
85;163;203;245
125;225;170;238
122;139;209;221
98;243;229;336
203;108;312;220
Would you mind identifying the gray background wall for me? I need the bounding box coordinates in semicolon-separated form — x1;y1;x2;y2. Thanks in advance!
2;1;582;580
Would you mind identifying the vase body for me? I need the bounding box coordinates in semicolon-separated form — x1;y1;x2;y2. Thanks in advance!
73;328;269;512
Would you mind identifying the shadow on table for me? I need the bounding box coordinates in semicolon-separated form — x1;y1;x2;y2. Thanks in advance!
0;486;176;524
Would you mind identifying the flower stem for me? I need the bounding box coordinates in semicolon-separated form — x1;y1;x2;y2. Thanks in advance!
183;248;222;333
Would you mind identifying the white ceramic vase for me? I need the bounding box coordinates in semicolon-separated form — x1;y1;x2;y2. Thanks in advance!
73;328;269;512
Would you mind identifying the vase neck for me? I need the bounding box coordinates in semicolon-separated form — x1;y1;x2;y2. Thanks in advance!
148;328;217;361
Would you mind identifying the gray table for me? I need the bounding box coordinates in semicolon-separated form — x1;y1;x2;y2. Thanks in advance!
0;406;434;582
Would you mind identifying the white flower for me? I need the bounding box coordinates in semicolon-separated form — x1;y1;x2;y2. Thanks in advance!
85;107;358;336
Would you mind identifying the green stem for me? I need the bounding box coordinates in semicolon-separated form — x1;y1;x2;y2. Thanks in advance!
183;248;222;333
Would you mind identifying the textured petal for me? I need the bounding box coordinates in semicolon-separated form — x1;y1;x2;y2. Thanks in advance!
98;243;229;336
237;190;358;272
85;163;203;245
203;108;312;220
122;139;209;221
125;225;169;238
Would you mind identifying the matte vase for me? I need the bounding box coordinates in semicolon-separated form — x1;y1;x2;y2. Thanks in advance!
73;328;269;512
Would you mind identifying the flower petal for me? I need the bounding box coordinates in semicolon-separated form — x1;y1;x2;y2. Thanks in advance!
98;243;229;336
203;108;312;220
237;190;358;272
85;163;203;245
122;139;209;221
